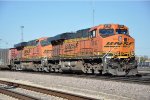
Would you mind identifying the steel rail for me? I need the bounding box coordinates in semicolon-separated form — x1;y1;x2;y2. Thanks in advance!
0;88;39;100
0;80;98;100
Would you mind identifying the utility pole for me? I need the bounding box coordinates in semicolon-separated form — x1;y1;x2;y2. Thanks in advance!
0;39;1;48
92;0;95;27
92;6;95;26
20;26;24;62
21;26;24;42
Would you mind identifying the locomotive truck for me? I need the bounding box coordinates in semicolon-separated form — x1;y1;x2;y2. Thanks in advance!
1;24;138;76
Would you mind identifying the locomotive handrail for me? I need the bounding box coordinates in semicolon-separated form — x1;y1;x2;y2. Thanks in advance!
102;43;118;59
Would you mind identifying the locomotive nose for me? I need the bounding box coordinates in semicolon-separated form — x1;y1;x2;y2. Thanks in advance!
103;33;134;58
117;34;134;58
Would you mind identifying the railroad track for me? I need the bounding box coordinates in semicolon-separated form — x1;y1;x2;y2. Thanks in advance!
0;87;39;100
0;79;98;100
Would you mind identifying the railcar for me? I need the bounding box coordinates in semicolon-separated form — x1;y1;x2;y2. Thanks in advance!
0;49;10;69
8;24;138;76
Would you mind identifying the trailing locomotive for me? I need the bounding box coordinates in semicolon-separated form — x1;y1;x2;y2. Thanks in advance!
7;24;138;76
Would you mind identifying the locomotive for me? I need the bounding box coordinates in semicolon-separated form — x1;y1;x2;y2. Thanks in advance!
4;24;138;76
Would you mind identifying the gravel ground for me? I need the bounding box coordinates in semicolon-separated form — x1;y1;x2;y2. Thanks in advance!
0;84;17;100
0;71;150;100
0;93;17;100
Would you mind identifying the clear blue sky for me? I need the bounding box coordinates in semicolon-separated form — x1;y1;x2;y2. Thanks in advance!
0;0;150;56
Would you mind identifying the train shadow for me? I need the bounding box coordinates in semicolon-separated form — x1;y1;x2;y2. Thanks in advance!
0;84;18;90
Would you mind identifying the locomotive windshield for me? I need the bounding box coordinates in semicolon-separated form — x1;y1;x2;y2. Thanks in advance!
99;29;114;35
116;29;128;34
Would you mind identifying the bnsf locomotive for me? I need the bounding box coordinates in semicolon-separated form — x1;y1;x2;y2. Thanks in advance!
1;24;138;76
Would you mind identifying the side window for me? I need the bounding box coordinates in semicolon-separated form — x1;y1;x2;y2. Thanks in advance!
35;40;39;46
37;41;40;46
90;30;96;38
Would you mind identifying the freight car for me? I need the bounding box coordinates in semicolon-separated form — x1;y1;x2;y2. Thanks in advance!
5;24;138;76
0;49;10;69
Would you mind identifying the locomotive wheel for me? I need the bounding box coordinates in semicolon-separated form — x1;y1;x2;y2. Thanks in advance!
82;65;88;74
93;68;101;75
15;64;22;71
87;68;93;74
33;65;39;71
108;67;126;76
50;68;55;72
83;63;101;74
33;68;38;72
43;66;50;72
125;68;138;76
40;67;44;72
83;67;94;74
53;67;62;73
55;68;60;72
37;65;43;72
10;65;16;71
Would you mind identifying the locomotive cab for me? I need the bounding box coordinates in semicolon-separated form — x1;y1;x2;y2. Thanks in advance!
90;24;135;58
89;24;137;75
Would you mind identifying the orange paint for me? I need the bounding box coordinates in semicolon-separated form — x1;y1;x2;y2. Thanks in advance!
12;24;135;60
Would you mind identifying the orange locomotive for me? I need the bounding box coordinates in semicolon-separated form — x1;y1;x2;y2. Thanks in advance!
10;24;138;76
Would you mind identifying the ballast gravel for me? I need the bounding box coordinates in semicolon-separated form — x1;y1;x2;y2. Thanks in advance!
0;71;150;100
0;84;17;100
0;93;17;100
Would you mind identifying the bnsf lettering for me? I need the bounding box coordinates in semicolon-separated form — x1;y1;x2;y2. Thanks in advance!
24;49;31;56
123;42;132;45
65;43;78;51
105;42;133;47
106;42;122;45
106;42;133;45
106;42;113;45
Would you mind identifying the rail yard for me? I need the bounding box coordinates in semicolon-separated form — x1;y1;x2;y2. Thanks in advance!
0;23;150;100
1;0;150;99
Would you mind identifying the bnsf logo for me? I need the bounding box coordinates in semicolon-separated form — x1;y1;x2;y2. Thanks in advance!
24;49;31;56
65;42;78;51
104;42;134;47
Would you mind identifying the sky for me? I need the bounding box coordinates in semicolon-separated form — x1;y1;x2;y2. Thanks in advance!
0;0;150;56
